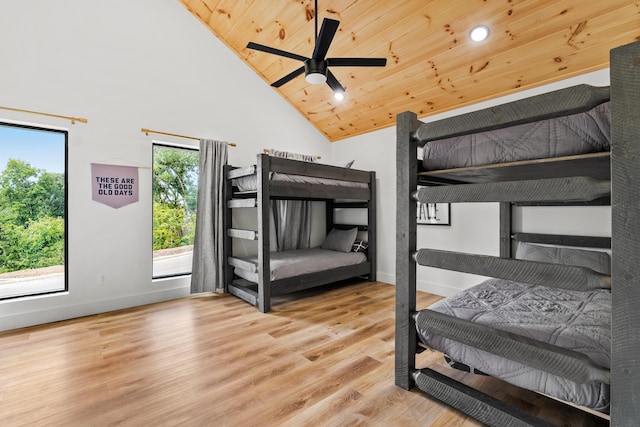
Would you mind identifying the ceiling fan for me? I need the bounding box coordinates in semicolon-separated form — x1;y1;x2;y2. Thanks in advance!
246;0;387;97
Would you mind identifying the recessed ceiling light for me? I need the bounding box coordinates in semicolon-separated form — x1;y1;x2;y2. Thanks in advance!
469;25;490;42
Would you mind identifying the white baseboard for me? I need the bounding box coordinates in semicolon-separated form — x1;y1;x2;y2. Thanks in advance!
374;271;461;298
0;286;190;332
376;271;395;285
416;279;461;297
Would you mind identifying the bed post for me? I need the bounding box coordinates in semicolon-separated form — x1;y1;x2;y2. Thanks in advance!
223;165;234;290
368;171;377;281
257;154;271;313
325;199;335;235
395;111;421;389
610;39;640;425
499;202;512;258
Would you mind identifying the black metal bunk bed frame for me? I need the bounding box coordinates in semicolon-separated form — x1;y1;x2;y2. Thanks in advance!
395;40;640;426
224;154;376;313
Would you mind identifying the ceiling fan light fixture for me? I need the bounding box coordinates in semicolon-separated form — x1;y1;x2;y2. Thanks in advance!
304;58;328;85
469;25;490;42
306;72;327;85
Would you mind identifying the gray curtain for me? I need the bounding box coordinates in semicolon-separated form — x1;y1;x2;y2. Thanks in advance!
191;139;228;293
267;149;317;251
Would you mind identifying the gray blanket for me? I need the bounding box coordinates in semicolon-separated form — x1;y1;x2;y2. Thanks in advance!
416;279;610;412
422;101;611;170
233;173;368;192
233;247;367;283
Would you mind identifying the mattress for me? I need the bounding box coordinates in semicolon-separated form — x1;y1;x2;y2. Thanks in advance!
415;278;611;412
233;247;367;283
422;101;611;171
233;173;368;192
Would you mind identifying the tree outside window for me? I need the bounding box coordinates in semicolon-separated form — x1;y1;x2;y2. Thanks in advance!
0;123;66;299
152;144;199;278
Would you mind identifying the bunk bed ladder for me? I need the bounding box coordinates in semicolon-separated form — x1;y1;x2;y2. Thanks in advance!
224;163;264;308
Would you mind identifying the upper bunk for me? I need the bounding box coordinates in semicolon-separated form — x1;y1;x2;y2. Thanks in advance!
227;154;374;201
398;84;611;186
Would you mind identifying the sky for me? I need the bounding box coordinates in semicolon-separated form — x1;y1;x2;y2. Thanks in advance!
0;124;65;174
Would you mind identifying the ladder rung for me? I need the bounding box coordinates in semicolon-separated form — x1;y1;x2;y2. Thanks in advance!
228;256;257;273
227;165;256;179
227;228;258;240
228;280;258;305
228;198;257;208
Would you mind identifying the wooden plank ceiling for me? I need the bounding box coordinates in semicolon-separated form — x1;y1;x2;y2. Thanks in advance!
179;0;640;142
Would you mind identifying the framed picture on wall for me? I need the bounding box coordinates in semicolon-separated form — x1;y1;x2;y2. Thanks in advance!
417;186;451;225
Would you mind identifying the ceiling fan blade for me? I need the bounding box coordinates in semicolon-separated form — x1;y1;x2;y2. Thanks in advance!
312;18;340;60
326;70;345;93
247;42;308;62
327;58;387;67
271;66;305;87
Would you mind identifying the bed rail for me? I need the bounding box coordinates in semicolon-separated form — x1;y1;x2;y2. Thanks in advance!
512;233;611;249
267;155;371;182
413;84;610;145
269;180;370;200
413;368;556;427
414;249;610;291
414;177;610;204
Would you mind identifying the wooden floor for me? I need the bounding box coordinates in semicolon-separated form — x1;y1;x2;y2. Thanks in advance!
0;281;608;426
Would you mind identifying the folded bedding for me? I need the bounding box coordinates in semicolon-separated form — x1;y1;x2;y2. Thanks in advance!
233;173;368;192
422;101;611;171
233;247;367;283
416;278;611;412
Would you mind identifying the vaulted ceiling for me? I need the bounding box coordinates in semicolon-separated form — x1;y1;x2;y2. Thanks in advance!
180;0;640;141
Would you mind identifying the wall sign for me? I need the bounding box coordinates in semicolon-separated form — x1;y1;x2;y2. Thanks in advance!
91;163;139;209
417;186;451;226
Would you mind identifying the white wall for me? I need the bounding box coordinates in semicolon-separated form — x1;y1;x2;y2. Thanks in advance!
332;69;611;296
0;0;331;331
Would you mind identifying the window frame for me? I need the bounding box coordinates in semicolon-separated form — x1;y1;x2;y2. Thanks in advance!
0;121;68;300
151;141;199;280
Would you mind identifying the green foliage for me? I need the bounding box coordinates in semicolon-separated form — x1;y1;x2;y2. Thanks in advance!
153;147;199;211
0;159;65;273
152;147;199;251
0;217;64;272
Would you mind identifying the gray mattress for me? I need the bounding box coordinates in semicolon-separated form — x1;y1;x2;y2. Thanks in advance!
416;279;611;412
233;247;367;283
233;173;368;192
422;101;611;170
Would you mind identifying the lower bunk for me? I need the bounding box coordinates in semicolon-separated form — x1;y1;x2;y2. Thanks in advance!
227;227;373;310
407;239;611;425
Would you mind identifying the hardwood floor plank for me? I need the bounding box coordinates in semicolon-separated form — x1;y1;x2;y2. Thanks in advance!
0;281;607;426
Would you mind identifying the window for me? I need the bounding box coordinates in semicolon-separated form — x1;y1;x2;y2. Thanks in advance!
152;143;199;279
0;122;67;299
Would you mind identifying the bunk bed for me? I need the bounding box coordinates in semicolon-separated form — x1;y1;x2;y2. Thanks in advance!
224;153;376;313
395;40;640;426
